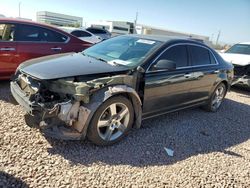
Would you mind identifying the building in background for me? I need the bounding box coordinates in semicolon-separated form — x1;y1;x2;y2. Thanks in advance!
89;20;209;43
0;14;5;18
136;24;209;42
89;21;134;35
37;11;83;27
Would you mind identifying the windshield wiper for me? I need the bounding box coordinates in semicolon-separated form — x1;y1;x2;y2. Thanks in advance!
82;53;108;63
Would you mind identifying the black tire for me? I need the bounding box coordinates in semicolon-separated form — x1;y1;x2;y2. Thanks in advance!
87;96;134;146
202;83;227;112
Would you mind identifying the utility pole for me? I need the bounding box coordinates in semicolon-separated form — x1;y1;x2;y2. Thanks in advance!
211;33;214;44
18;2;21;18
134;11;138;34
216;30;221;46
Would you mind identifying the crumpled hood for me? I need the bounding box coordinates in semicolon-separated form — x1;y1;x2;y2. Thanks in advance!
219;53;250;66
19;52;129;80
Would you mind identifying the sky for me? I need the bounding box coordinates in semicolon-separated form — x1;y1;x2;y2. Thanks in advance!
0;0;249;44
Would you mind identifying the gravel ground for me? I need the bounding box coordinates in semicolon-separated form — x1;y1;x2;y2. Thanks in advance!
1;81;250;188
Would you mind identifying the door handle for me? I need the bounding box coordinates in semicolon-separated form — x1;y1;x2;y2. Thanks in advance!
184;73;193;78
0;47;15;51
51;47;62;51
213;70;220;74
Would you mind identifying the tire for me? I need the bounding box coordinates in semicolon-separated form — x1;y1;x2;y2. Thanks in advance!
87;96;134;146
202;83;227;112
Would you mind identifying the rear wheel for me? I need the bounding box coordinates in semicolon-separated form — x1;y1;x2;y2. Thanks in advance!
203;83;227;112
87;96;134;146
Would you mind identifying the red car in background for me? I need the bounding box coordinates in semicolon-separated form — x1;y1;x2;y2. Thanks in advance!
0;19;92;80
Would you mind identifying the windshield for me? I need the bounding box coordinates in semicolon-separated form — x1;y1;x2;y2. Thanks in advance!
226;44;250;55
82;35;162;67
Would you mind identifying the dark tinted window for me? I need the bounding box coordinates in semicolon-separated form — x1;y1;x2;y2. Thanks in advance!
71;30;91;37
209;52;217;64
87;28;107;34
158;45;188;68
189;46;211;66
0;24;16;41
16;24;68;42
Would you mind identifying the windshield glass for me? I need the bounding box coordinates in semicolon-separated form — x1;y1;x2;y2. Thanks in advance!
82;35;162;67
226;44;250;55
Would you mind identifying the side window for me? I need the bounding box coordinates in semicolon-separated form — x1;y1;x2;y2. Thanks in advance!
189;46;211;66
16;24;41;41
71;30;91;37
209;52;217;64
40;28;68;42
87;28;106;34
15;24;68;42
156;45;188;68
0;24;16;41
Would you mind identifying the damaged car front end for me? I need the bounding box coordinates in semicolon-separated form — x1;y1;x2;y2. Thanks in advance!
10;35;158;143
232;64;250;87
11;69;142;140
220;42;250;88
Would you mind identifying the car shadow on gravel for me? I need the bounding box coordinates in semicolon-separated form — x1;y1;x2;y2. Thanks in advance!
46;98;250;167
0;80;14;103
231;86;250;98
0;171;28;188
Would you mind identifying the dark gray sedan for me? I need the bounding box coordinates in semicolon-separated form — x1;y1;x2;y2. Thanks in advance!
11;35;234;145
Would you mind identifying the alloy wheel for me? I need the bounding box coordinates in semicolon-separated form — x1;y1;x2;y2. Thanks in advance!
212;86;225;110
97;102;130;141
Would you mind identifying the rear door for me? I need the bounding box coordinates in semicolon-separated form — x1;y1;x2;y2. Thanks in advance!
143;44;195;117
187;44;219;102
0;23;18;78
15;23;70;64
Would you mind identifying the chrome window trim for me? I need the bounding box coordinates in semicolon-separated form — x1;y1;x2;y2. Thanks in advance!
146;43;219;73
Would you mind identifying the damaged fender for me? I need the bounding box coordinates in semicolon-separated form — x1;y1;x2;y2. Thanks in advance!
78;85;143;139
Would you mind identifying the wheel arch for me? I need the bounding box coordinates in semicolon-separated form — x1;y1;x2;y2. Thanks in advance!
80;85;142;139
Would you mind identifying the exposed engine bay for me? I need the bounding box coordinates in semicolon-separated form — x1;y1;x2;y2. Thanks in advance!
233;64;250;87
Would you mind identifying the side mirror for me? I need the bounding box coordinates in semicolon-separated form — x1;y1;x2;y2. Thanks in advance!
153;59;176;71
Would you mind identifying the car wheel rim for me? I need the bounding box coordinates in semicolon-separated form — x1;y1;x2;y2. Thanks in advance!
97;102;130;142
212;86;225;110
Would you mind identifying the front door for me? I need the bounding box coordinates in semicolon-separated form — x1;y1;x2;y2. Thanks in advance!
143;44;194;118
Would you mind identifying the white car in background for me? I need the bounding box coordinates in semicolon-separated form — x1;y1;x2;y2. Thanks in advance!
220;42;250;88
59;27;102;44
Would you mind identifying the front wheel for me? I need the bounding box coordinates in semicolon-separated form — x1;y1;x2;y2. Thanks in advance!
87;96;134;146
202;83;227;112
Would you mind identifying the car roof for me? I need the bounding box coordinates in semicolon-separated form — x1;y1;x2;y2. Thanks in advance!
238;42;250;45
58;26;89;32
126;34;205;44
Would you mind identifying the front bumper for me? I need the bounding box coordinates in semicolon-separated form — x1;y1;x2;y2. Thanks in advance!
10;81;89;140
10;81;40;114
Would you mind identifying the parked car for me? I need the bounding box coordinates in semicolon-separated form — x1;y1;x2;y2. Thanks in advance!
11;35;234;145
86;27;111;40
59;27;102;44
0;19;92;80
220;42;250;88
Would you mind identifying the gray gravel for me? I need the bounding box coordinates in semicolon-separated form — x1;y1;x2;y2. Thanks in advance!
1;80;250;188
